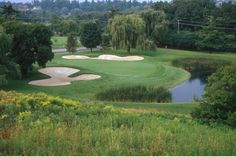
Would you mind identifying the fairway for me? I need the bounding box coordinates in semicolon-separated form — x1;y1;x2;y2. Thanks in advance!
3;48;236;104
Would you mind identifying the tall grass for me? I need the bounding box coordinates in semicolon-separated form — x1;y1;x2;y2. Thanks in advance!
1;91;236;155
96;85;171;102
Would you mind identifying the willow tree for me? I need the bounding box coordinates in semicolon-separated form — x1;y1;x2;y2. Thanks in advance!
141;9;168;44
108;14;144;53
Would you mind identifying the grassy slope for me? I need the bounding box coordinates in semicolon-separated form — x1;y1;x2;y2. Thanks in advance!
1;91;236;156
3;114;236;155
2;48;236;114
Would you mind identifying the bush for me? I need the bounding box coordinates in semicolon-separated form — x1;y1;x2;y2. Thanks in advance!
172;58;231;79
0;91;80;128
96;85;171;102
141;39;156;51
191;65;236;127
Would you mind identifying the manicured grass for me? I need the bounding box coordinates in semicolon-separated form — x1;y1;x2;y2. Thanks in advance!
51;36;81;49
1;48;236;113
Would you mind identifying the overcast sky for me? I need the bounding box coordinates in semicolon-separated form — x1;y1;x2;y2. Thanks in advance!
1;0;171;3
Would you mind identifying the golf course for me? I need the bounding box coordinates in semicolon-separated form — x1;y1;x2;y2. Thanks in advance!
1;0;236;155
2;47;236;113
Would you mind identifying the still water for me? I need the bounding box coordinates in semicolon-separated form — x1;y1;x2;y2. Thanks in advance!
169;78;206;103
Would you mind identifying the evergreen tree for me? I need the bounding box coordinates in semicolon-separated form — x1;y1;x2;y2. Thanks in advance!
66;33;78;54
80;22;101;52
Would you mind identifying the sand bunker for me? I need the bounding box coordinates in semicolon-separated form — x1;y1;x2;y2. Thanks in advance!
62;54;144;61
62;55;90;59
29;67;101;86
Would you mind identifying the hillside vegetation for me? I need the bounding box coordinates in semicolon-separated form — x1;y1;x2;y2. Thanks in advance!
1;91;236;155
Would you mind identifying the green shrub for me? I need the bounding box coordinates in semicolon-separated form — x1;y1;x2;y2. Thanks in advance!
191;65;236;127
172;58;231;79
141;39;156;51
0;91;81;128
96;85;171;102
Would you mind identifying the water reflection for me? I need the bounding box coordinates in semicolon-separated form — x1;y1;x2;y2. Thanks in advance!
169;78;206;103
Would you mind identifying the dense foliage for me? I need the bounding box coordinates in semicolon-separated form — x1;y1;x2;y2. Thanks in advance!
31;0;152;14
0;30;21;86
51;17;80;36
4;22;54;75
1;0;236;52
108;14;144;53
196;26;235;52
152;0;236;51
96;85;171;102
168;31;198;50
192;65;236;127
141;9;168;44
80;22;101;52
172;58;231;79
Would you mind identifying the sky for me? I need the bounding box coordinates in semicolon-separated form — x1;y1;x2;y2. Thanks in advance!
1;0;171;3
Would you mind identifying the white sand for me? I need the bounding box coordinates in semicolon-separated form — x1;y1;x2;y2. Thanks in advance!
29;67;101;86
62;55;90;59
62;54;144;61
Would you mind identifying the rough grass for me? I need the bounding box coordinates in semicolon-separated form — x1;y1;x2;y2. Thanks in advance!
96;85;171;102
0;91;236;156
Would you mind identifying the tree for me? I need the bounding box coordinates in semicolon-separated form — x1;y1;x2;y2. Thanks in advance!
169;31;198;50
0;4;18;21
196;26;235;53
0;31;21;86
172;0;216;30
66;33;78;54
31;24;54;68
6;22;54;75
191;65;236;127
0;32;11;86
80;22;101;52
108;14;144;53
141;9;169;44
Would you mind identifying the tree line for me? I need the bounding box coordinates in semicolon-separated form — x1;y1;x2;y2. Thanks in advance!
152;0;236;52
52;0;236;53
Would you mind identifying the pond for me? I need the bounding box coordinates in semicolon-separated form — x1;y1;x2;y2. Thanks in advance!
169;78;206;103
